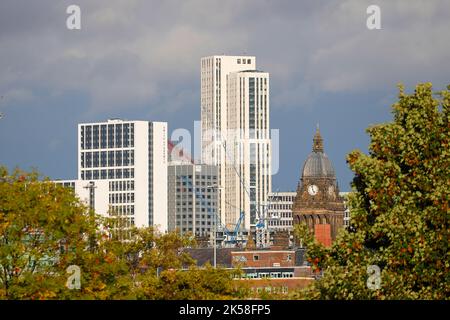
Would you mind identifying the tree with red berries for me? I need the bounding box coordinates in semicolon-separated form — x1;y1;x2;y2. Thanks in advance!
294;83;450;299
0;167;141;299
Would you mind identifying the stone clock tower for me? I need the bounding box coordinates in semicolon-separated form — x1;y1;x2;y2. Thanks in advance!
292;126;345;246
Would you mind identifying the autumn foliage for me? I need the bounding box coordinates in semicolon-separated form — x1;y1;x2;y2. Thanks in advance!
294;83;450;299
0;168;247;300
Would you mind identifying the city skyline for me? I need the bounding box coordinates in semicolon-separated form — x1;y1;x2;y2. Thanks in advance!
0;1;448;303
1;1;450;193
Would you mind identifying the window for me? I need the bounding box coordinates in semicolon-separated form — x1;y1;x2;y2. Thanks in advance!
123;123;129;147
247;59;251;64
115;151;122;166
108;151;115;167
253;255;259;261
93;152;99;168
101;151;107;167
100;125;107;148
81;153;85;168
85;152;92;168
93;125;99;149
123;150;129;166
237;59;241;64
270;272;281;278
115;124;122;148
108;124;114;148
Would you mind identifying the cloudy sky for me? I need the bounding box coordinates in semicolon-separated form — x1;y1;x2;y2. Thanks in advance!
0;0;449;191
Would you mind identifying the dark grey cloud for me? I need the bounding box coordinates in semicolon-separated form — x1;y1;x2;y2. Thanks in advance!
1;0;449;112
0;0;449;190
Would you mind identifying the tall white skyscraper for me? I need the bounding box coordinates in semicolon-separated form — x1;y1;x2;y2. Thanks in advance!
78;119;168;231
226;70;272;229
201;55;271;230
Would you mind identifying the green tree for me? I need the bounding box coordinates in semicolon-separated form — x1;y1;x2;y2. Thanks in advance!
0;167;251;300
134;264;248;300
0;167;110;299
107;226;248;300
295;83;450;299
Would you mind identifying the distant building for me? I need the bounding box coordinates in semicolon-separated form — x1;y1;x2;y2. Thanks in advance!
78;119;168;231
201;55;256;228
201;56;272;231
54;179;109;216
267;191;296;231
225;69;272;230
186;247;314;294
168;163;219;237
292;126;345;246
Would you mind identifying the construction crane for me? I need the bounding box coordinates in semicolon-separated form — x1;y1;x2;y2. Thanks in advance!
228;211;245;243
179;175;245;246
219;134;274;248
254;189;284;248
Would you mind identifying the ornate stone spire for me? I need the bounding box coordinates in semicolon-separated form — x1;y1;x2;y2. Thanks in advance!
313;124;324;152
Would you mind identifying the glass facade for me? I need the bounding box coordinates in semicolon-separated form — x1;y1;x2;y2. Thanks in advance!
168;164;218;237
80;121;136;223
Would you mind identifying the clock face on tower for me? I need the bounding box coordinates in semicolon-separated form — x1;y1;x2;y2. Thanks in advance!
307;184;319;196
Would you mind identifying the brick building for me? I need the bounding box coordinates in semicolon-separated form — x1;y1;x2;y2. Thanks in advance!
292;126;345;246
186;247;314;294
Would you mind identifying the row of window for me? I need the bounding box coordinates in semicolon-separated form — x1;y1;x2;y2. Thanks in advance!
109;205;135;216
268;220;292;226
270;196;296;202
251;254;292;262
109;192;134;204
80;123;134;150
178;175;217;180
242;272;294;279
176;207;216;213
81;168;135;180
176;220;212;226
58;182;75;188
268;211;292;218
176;181;217;188
109;180;134;192
81;150;134;168
176;188;217;194
176;194;216;200
269;204;293;210
237;58;252;65
176;200;215;206
180;227;211;235
249;286;289;295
